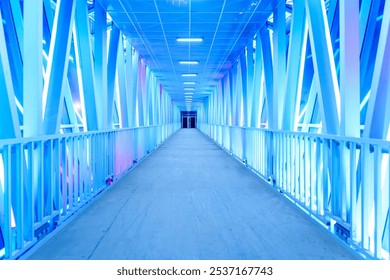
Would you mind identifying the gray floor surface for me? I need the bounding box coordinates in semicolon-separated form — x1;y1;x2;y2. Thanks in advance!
26;129;359;260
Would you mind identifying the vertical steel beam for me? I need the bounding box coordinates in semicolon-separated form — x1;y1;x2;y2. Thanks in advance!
94;2;107;129
132;50;140;126
137;59;146;127
24;0;43;137
230;64;238;126
260;26;274;129
305;0;340;135
146;71;153;126
246;41;254;127
107;24;120;129
218;80;223;125
145;68;152;126
340;0;360;137
223;76;232;126
43;0;76;134
156;84;161;125
220;79;226;125
251;34;263;128
127;44;137;127
273;2;286;129
239;52;248;127
117;34;129;128
74;0;98;131
363;0;390;139
283;1;306;131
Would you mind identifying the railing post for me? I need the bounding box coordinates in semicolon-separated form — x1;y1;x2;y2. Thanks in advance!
242;127;247;163
3;145;12;259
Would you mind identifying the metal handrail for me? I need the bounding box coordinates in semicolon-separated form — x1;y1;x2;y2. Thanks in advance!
0;123;181;259
199;123;390;260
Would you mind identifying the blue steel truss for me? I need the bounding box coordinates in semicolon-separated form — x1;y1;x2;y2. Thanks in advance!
198;0;390;260
0;0;180;259
0;0;389;260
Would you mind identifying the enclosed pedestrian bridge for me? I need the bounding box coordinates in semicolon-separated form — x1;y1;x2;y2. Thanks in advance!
0;0;389;260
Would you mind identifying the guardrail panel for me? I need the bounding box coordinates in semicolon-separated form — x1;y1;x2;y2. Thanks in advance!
199;123;390;259
0;124;180;259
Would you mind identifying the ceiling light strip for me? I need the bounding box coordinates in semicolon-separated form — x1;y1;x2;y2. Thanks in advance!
179;60;199;65
176;38;203;42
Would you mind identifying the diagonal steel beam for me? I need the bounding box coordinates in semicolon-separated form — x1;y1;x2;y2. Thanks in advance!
305;0;340;135
43;0;76;134
0;8;21;139
363;0;390;139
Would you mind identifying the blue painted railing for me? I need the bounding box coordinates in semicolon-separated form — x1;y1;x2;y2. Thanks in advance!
199;123;390;260
0;123;180;259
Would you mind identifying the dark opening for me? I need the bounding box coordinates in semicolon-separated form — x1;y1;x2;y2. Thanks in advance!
181;111;197;128
190;117;195;128
0;228;4;251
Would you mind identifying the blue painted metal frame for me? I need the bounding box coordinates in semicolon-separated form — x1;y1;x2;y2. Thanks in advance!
363;0;390;139
43;0;76;134
198;0;390;260
74;0;98;131
0;124;181;259
199;123;390;260
1;0;390;261
339;0;360;137
23;0;43;137
305;0;340;135
107;24;120;129
0;7;21;139
94;1;108;130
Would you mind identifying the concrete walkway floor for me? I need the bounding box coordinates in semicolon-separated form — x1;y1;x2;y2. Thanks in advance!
26;129;359;260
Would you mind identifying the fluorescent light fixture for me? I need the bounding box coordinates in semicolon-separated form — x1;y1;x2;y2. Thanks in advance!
184;88;195;91
177;38;203;42
184;92;193;95
183;82;196;85
181;73;197;77
179;60;199;65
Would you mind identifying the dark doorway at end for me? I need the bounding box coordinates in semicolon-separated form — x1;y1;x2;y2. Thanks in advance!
181;111;197;128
